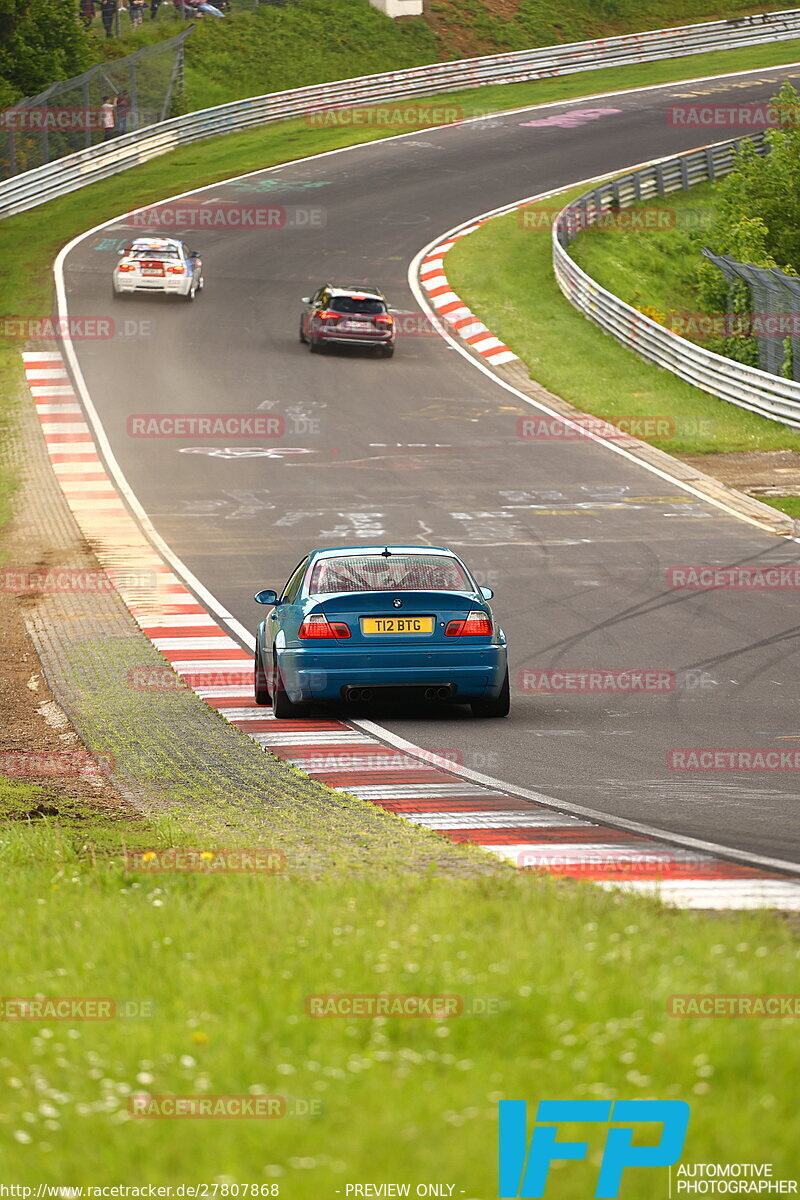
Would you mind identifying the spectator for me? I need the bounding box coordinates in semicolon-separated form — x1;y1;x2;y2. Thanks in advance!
100;0;117;36
80;0;96;27
100;95;116;140
150;0;161;19
129;0;145;25
116;92;130;134
182;0;225;14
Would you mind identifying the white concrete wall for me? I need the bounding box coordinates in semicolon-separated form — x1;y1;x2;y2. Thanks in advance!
368;0;423;17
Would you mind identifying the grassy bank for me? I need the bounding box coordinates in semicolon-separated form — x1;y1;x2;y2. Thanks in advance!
445;183;800;466
85;0;800;105
2;803;798;1183
569;181;720;321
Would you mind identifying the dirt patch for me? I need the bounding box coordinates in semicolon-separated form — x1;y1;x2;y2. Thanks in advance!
0;581;136;817
680;449;800;497
0;385;136;821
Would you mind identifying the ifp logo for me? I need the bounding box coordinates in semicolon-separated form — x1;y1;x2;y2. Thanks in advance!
498;1100;689;1197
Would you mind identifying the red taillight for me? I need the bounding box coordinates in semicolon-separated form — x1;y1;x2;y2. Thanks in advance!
118;263;136;272
317;310;342;321
167;265;185;274
375;314;393;324
445;610;493;637
298;614;350;639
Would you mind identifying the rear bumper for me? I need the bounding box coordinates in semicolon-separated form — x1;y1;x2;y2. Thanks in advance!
114;277;191;294
278;644;507;703
317;329;394;347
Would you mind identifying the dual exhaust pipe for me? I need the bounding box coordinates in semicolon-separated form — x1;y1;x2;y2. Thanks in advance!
345;685;453;702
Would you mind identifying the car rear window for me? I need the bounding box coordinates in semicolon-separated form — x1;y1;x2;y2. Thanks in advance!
129;249;179;260
329;297;384;314
309;554;472;594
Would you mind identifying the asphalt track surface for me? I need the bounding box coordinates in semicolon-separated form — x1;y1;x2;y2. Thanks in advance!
62;64;800;865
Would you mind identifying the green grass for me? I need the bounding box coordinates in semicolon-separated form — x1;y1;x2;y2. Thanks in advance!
569;182;719;319
760;494;800;517
425;0;796;58
446;183;800;456
89;0;439;112
1;825;799;1184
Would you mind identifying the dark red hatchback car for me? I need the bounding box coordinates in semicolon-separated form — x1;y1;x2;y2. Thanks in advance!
299;284;395;357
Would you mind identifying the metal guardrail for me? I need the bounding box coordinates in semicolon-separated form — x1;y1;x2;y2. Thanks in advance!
2;8;800;218
552;134;800;430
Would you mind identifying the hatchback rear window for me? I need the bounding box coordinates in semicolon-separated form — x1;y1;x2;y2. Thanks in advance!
309;554;472;594
329;297;385;314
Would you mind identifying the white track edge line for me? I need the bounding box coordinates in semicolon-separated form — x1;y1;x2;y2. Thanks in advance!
350;719;800;877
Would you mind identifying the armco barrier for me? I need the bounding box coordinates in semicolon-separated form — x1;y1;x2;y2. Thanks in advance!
552;133;800;429
2;9;800;218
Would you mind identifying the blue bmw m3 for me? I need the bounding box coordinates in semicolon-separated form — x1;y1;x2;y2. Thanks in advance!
253;545;509;719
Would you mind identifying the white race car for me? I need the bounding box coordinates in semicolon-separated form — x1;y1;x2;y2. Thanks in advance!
113;237;203;300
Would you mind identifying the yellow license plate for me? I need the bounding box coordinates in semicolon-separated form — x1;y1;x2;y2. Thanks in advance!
361;616;435;635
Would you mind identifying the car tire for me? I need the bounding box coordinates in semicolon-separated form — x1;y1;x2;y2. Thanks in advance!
272;654;310;719
309;336;323;354
185;281;197;302
254;647;271;706
471;669;510;718
299;323;307;344
382;344;395;359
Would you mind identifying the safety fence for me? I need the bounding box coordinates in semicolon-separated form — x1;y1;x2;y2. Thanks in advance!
0;30;192;179
701;248;800;382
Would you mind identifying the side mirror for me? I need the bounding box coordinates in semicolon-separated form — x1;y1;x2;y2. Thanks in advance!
190;250;199;257
254;588;278;605
118;246;131;255
480;586;494;600
301;296;311;304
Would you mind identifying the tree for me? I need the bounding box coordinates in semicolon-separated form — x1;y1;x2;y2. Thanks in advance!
0;0;91;99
